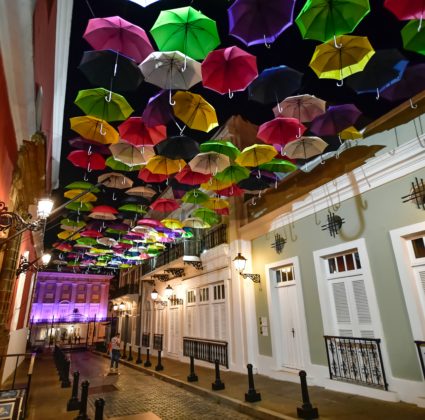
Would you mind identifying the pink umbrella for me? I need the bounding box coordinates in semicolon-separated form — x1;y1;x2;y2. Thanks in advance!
91;205;119;214
150;198;180;213
83;16;154;63
202;46;258;96
118;117;167;147
80;229;103;238
137;218;163;227
67;150;106;171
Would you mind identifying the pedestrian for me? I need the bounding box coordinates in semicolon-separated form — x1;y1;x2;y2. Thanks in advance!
109;333;121;372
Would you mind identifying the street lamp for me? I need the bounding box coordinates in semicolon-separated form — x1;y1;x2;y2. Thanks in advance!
233;253;261;283
16;252;52;276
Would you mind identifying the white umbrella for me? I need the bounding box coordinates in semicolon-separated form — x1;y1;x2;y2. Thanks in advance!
110;142;154;166
189;152;230;175
283;136;328;160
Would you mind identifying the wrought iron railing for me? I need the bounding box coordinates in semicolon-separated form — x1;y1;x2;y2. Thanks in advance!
324;335;388;390
202;224;227;251
29;317;109;325
414;340;425;379
110;283;139;299
183;337;228;368
153;334;163;351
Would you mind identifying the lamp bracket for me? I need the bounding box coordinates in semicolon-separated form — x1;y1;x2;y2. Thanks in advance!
184;261;203;271
240;272;261;283
154;300;168;307
169;297;184;305
152;273;170;282
0;201;42;233
164;268;185;278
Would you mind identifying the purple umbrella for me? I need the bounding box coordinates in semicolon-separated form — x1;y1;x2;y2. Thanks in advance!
381;63;425;107
142;90;173;127
68;137;112;155
228;0;296;47
310;104;362;137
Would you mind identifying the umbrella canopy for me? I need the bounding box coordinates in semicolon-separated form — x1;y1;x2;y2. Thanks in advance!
200;178;233;192
78;49;144;92
126;186;156;198
258;158;298;173
80;229;103;238
70;116;119;144
161;218;183;230
401;20;425;56
201;46;258;95
189;152;230;175
65;181;100;192
129;0;161;7
309;35;375;83
155;135;200;161
384;0;425;29
64;189;97;203
339;126;363;140
150;6;220;60
110;142;154;166
310;104;362;136
69;137;111;155
228;0;296;47
183;217;210;229
182;189;209;205
200;139;240;160
98;172;133;189
150;198;180;212
138;168;168;183
296;0;371;43
174;165;212;185
118;203;147;214
192;207;220;224
283;136;328;159
74;88;134;121
257;117;306;148
203;197;229;210
273;94;326;122
66;150;106;171
118;117;167;147
105;156;142;172
145;155;186;175
65;202;94;212
235;144;277;167
142;90;173;127
215;184;245;197
215;164;250;184
89;212;117;221
248;65;303;105
83;16;154;63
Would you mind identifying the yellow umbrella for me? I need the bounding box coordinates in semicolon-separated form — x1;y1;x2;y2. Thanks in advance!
172;91;218;133
309;35;375;85
235;144;277;167
57;230;81;240
161;218;183;230
145;155;186;175
183;217;211;229
70;116;119;144
200;178;232;191
64;189;98;203
203;197;229;210
339;126;363;141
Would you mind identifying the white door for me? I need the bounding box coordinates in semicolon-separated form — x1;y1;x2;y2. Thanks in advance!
168;306;181;355
276;266;304;369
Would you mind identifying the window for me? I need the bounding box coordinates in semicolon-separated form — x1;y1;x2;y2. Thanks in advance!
91;284;100;303
276;265;294;284
213;284;225;300
76;284;86;303
43;283;56;303
326;250;361;275
199;287;209;302
187;290;196;304
410;236;425;259
60;284;71;301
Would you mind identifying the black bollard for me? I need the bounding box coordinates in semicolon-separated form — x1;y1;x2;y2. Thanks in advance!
136;347;142;364
245;364;261;402
297;370;319;419
122;342;127;359
144;349;152;367
67;371;81;411
61;359;71;388
127;345;133;361
94;398;105;420
75;380;90;420
155;350;164;371
187;356;198;382
211;359;225;390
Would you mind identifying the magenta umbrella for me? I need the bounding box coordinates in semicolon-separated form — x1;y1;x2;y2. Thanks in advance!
69;137;112;155
202;46;258;96
83;16;154;63
257;117;306;150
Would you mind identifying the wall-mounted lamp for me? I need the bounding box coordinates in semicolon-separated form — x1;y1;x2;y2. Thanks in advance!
233;253;261;284
164;285;173;298
150;288;167;306
16;252;52;276
112;301;129;315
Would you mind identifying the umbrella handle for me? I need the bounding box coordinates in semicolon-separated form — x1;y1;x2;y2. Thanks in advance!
251;197;256;205
87;145;92;155
419;15;423;31
228;90;234;99
99;123;107;135
169;90;176;106
376;88;380;100
112;192;117;201
276;101;283;114
410;98;418;109
105;90;112;102
336;79;344;87
182;55;187;72
84;172;89;181
256;169;261;179
87;162;92;172
333;35;342;49
263;35;271;49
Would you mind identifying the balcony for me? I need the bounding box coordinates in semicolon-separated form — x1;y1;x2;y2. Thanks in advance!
109;283;139;299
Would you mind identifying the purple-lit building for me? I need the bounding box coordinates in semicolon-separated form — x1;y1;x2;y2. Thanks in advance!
30;272;112;346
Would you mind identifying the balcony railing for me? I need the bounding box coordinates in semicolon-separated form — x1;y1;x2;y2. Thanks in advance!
324;335;388;390
110;283;138;299
414;340;425;379
183;337;228;368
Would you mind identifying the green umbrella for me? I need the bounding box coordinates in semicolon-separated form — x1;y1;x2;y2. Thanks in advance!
181;189;209;205
105;227;128;235
74;87;134;121
60;218;87;228
258;159;298;173
150;6;220;60
200;139;240;160
65;202;94;212
118;203;147;214
105;156;142;172
192;207;220;225
215;164;250;184
77;237;98;246
401;20;425;56
295;0;370;44
65;180;100;192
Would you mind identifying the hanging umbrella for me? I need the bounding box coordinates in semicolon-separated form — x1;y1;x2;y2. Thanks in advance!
258;158;298;173
105;156;142;172
67;150;106;171
126;186;156;198
199;139;240;160
257;117;306;150
155;135;200;161
65;202;93;212
61;218;87;229
70;116;119;144
174;165;212;185
172;91;218;133
64;189;97;203
200;178;233;192
192;207;221;225
142;90;173;127
150;6;220;60
78;49;144;92
182;189;209;205
215;164;250;184
145;155;186;175
110;142;154;166
65;180;100;192
248;65;303;106
346;49;409;98
69;137;111;155
235;144;277;167
97;237;118;247
118;116;167;147
309;35;375;85
201;46;258;96
183;217;210;229
401;20;425;56
89;212;117;221
91;205;119;214
215;184;245;197
80;229;103;238
296;0;371;44
83;16;154;63
273;94;326;122
57;230;81;240
238;175;271;191
310;104;362;136
118;204;147;214
339;126;363;141
129;0;161;7
137;218;163;228
384;0;425;30
150;198;180;213
161;218;183;230
138;168;168;183
203;197;229;210
283;136;329;160
74;88;134;121
98;172;133;189
189;152;230;175
228;0;296;47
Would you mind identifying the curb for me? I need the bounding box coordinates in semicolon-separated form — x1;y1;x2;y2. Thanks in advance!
93;351;296;420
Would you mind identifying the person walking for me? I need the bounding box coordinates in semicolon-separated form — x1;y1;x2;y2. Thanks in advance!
109;333;121;372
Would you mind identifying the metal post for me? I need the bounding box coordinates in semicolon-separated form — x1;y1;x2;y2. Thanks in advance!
245;364;261;402
61;359;71;388
211;359;225;390
127;345;133;361
136;347;142;364
187;356;198;382
144;349;151;367
155;350;164;371
122;342;127;359
297;370;319;419
67;371;81;411
75;380;90;420
94;398;105;420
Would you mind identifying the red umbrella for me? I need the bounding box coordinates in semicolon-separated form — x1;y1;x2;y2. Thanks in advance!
137;218;163;227
118;117;167;147
384;1;425;30
174;165;212;185
215;207;230;216
67;150;106;171
91;205;118;214
80;229;103;238
138;168;168;183
202;46;258;96
257;117;306;150
83;16;154;63
215;184;245;197
150;198;180;213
